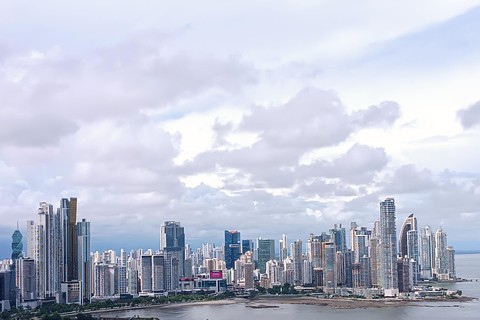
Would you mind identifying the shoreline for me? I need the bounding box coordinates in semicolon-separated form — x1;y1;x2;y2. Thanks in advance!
249;295;477;309
82;295;477;314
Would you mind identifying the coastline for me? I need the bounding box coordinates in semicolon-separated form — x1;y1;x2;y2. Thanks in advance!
81;295;477;315
248;295;477;309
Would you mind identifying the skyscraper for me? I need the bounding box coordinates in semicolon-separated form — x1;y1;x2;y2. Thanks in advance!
399;214;419;283
434;227;448;277
322;242;336;293
11;225;23;263
399;214;417;258
291;239;303;285
380;197;398;295
279;234;288;262
160;221;185;277
241;239;253;254
256;238;275;274
330;224;347;253
306;234;322;268
76;218;91;304
26;221;35;259
419;226;434;279
68;198;78;281
224;230;241;270
15;258;36;303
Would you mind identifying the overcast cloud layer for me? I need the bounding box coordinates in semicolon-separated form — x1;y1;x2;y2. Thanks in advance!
2;1;480;257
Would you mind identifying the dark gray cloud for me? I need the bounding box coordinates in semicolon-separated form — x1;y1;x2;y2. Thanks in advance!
457;100;480;129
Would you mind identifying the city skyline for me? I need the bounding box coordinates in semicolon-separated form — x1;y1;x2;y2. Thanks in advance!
2;1;480;257
1;195;456;308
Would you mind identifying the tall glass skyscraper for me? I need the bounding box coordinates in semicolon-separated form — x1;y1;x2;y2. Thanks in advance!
256;238;275;274
380;197;398;295
76;218;91;304
160;221;185;277
224;230;241;270
11;225;23;263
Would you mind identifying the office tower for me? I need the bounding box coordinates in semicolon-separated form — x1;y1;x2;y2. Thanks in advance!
419;226;434;279
380;197;398;294
330;224;347;253
351;225;371;263
322;242;336;292
15;258;36;303
434;227;448;277
160;221;186;277
224;231;241;270
279;234;288;262
242;239;253;254
306;234;322;268
292;239;303;285
446;246;456;279
68;197;78;281
399;214;417;258
76;218;91;303
11;225;23;263
256;238;275;274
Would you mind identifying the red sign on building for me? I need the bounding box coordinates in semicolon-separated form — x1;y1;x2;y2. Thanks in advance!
210;270;223;279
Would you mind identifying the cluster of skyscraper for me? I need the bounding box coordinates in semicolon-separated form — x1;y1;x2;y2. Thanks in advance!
0;198;91;309
0;196;457;310
184;198;456;297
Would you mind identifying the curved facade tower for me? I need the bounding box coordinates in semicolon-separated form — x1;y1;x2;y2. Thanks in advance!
12;225;24;263
399;214;417;258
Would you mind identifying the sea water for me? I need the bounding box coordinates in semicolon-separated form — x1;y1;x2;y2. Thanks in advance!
102;253;480;320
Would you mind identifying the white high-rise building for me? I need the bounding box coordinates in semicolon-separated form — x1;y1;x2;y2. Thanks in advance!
380;198;398;296
279;234;288;262
434;228;448;277
26;221;36;259
419;226;434;279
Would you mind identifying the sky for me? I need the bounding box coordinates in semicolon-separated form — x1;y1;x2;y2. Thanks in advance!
2;0;480;258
